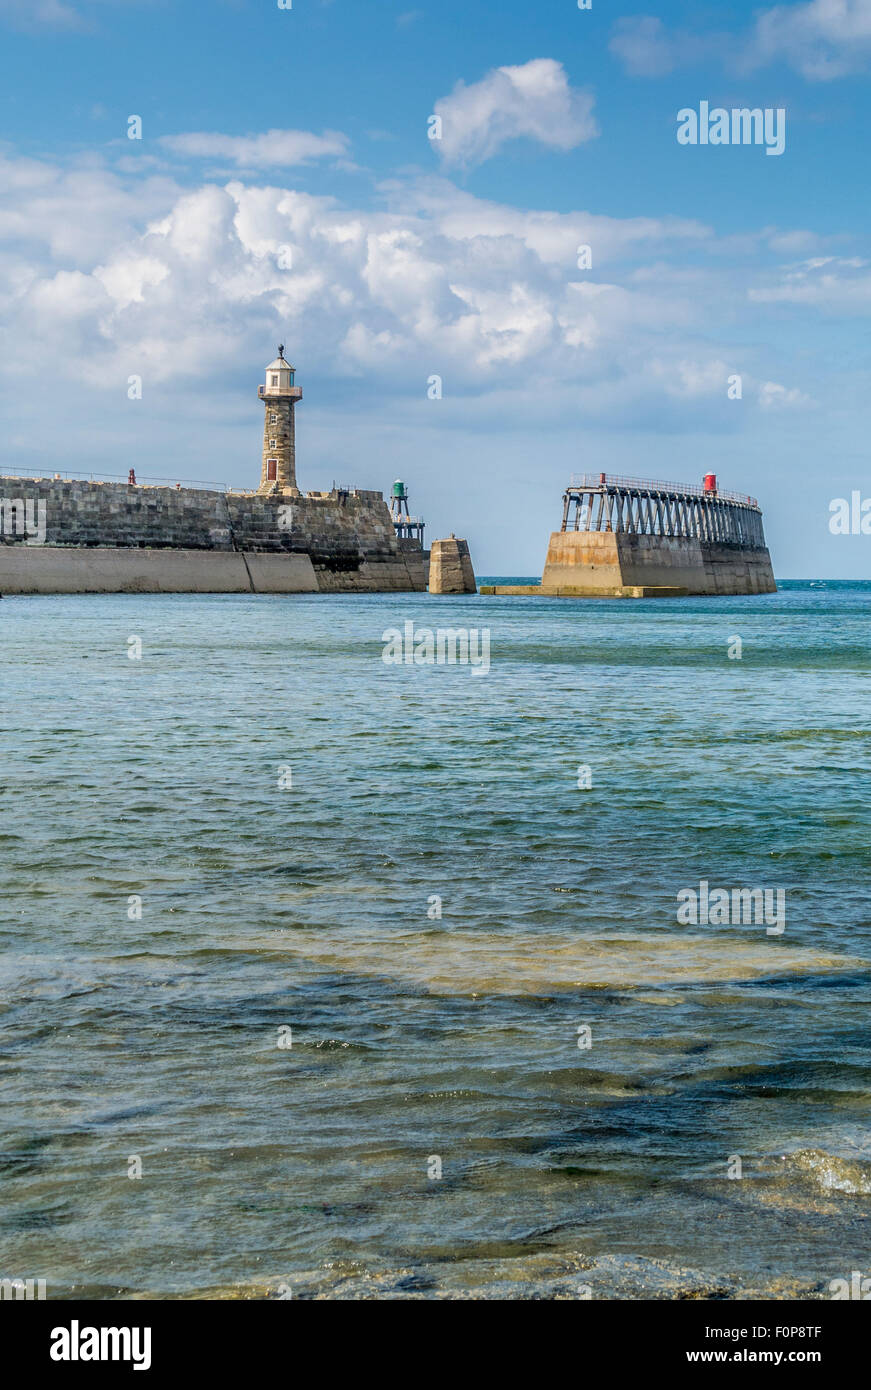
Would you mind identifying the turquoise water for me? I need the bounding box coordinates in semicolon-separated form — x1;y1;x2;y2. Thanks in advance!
2;580;870;1299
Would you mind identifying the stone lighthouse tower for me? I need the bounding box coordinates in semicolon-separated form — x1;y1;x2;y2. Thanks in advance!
258;346;303;494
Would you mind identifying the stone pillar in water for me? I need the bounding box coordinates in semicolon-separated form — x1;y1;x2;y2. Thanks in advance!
429;535;477;593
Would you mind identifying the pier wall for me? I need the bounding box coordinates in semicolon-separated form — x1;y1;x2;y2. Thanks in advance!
540;531;776;595
0;477;428;593
394;536;430;591
0;546;320;594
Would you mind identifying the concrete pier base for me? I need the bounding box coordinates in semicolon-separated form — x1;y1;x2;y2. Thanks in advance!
484;530;776;599
539;530;775;595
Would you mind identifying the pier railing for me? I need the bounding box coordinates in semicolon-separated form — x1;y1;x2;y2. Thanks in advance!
569;473;758;508
563;474;766;546
1;466;231;491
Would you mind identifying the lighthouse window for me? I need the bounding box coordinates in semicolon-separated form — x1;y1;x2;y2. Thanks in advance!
270;414;278;424
267;459;278;481
271;375;278;386
269;439;276;448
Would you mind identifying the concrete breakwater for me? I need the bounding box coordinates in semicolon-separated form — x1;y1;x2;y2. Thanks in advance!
537;529;777;596
0;478;428;594
483;473;776;599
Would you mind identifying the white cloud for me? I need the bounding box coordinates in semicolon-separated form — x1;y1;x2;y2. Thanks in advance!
94;254;169;309
766;229;821;255
610;0;871;80
0;152;181;263
379;177;709;266
645;357;733;398
0;148;828;450
758;380;815;407
750;256;871;310
749;0;871;79
432;58;598;168
609;17;722;76
159;129;351;169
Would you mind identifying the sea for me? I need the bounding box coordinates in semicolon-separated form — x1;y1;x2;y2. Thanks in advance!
2;579;870;1299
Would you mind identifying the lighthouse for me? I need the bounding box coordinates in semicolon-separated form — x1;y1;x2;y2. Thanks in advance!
258;346;303;494
389;479;425;546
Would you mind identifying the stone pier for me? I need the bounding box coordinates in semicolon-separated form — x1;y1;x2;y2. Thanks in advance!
483;474;775;599
0;478;429;594
428;536;477;594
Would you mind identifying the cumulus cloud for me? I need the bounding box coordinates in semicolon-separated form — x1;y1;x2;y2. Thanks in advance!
610;0;871;80
0;148;826;459
0;153;181;263
159;129;351;169
432;58;598;167
380;177;709;266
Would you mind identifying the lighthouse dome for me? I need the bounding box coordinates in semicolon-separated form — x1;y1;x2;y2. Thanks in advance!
262;346;297;397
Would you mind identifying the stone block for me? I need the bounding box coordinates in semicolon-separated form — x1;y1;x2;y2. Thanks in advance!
428;536;476;594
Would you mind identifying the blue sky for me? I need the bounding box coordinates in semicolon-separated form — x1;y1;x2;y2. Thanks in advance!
0;0;869;574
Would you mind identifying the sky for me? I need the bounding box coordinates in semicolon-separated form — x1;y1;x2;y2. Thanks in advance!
0;0;869;575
